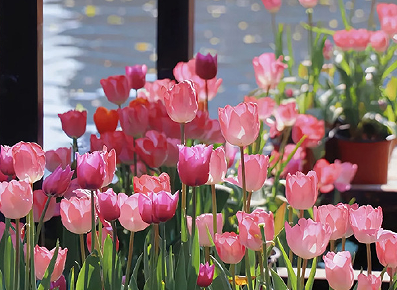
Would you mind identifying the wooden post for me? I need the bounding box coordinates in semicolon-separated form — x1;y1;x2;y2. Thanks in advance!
157;0;195;80
0;0;43;146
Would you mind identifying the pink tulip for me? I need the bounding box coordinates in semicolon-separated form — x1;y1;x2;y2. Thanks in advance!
357;273;382;290
292;114;324;148
45;147;72;172
261;0;282;13
206;146;227;185
138;79;176;103
50;275;66;290
270;144;305;178
298;0;318;8
163;138;180;167
133;172;171;195
118;99;149;138
187;213;223;247
377;3;397;37
138;191;179;224
185;110;209;141
313;159;341;193
0;145;15;176
135;130;168;168
225;142;239;168
177;144;212;187
97;188;120;222
58;110;87;139
60;196;93;234
118;193;150;232
214;232;245;264
195;53;217;80
100;75;130;106
100;147;116;188
237;209;274;251
273;102;298;132
12;141;45;184
218;102;260;147
33;189;57;223
285;171;318;210
244;96;276;121
42;165;74;197
202;118;225;144
376;230;397;269
0;180;33;219
162;80;198;123
34;245;68;282
285;218;331;259
76;151;106;190
370;30;390;53
125;64;147;90
334;160;358;192
323;39;333;60
323;251;354;290
252;53;287;91
333;29;371;51
350;205;383;244
314;203;349;241
197;262;215;287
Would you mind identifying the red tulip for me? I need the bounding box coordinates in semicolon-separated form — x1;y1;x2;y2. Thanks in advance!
370;30;389;53
34;245;68;282
292;114;325;148
97;188;120;222
195;52;217;80
285;218;331;259
285;171;318;210
357;273;382;290
125;64;147;90
0;180;33;219
197;262;215;287
298;0;318;8
214;232;245;264
76;151;106;190
252;53;287;91
177;144;212;187
58;110;87;139
218;102;260;147
133;172;171;195
33;189;57;223
261;0;281;13
377;3;397;37
93;106;119;134
314;203;349;241
45;147;72;172
43;165;74;197
323;251;354;290
0;145;15;176
138;191;179;224
135;130;168;168
187;213;223;247
350;205;383;244
60;196;93;234
376;230;397;269
100;75;130;106
118;98;149;138
118;193;150;232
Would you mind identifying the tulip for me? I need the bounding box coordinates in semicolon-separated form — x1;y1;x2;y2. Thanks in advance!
12;141;46;184
45;147;72;172
50;275;67;290
197;262;215;287
138;191;179;224
252;52;287;91
97;188;120;222
76;151;106;190
206;146;227;185
334;160;358;192
33;189;57;223
93;106;119;134
333;29;371;51
0;145;15;176
239;154;269;192
135;130;168;168
0;180;33;219
323;251;354;290
350;205;383;244
202;118;225;144
285;218;331;259
100;147;116;188
195;52;217;80
218;102;260;147
298;0;318;8
42;165;74;197
261;0;282;13
118;193;150;232
225;142;239;168
313;159;341;193
125;64;147;90
292;114;325;148
133;172;171;195
185;110;209;141
356;273;382;290
163;138;180;167
58;110;87;139
214;232;245;264
162;80;198;123
285;171;318;210
377;3;397;37
187;213;223;247
34;245;68;282
376;230;397;269
273;102;298;132
244;96;276;121
139;78;175;102
177;144;212;187
270;144;305;178
60;196;93;234
313;203;349;241
370;30;390;53
100;75;130;106
323;39;333;60
118;99;149;138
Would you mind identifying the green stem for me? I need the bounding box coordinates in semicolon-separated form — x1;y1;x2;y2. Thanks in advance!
154;224;159;257
192;186;197;240
123;231;135;290
29;210;35;290
35;195;52;244
15;219;20;290
288;206;293;290
240;147;247;212
245;250;253;290
205;247;210;263
25;215;30;290
297;256;302;290
301;259;308;290
366;243;372;275
211;184;217;235
260;225;270;290
72;138;78;170
90;190;96;253
79;234;86;265
111;221;118;290
161;223;166;284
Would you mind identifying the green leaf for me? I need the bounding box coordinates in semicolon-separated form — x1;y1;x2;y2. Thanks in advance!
286;25;295;75
385;77;397;102
38;241;60;290
0;269;4;290
210;257;232;290
305;257;317;290
69;267;75;290
382;60;397;80
166;246;175;290
132;253;143;282
274;202;287;237
76;251;102;290
270;268;288;290
3;235;14;290
175;243;187;290
102;235;113;290
277;237;297;290
128;276;139;290
337;0;351;29
192;230;200;275
275;23;284;59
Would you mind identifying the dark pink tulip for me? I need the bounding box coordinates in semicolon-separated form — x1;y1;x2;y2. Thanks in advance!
376;230;397;269
292;114;325;148
118;193;150;232
0;180;33;219
286;171;318;210
135;130;168;168
12;141;46;184
0;145;15;176
138;191;179;224
196;262;215;287
218;102;260;147
76;151;106;190
350;205;383;244
177;144;212;187
357;273;382;290
285;218;331;259
58;110;87;139
50;275;66;290
60;196;93;234
206;146;227;185
45;147;72;172
252;53;287;91
195;52;217;80
323;251;354;290
314;203;349;241
97;188;120;222
118;100;149;138
214;232;245;264
34;245;68;282
185;110;209;141
100;75;130;106
43;165;74;197
33;189;57;223
125;64;147;90
133;172;171;195
261;0;281;13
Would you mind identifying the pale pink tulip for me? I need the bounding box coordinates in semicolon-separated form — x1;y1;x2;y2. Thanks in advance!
377;3;397;37
350;205;383;244
323;251;354;290
135;130;168;168
34;245;68;282
206;146;227;185
292;114;325;148
118;102;149;138
313;159;341;194
357;273;382;290
100;147;116;188
237;154;269;192
187;213;223;247
118;193;150;232
298;0;318;8
273;102;298;132
252;53;287;91
376;229;397;269
285;171;318;210
314;204;349;241
0;180;33;219
60;196;93;234
0;145;15;176
334;160;358;192
214;232;245;264
244;96;276;121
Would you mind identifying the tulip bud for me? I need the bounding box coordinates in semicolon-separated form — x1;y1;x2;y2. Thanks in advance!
196;262;215;287
195;52;217;80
